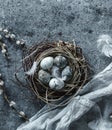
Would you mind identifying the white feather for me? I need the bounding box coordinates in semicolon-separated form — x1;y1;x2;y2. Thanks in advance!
25;61;38;75
97;34;112;57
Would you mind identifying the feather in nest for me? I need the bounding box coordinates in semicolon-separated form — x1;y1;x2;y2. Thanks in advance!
25;61;38;75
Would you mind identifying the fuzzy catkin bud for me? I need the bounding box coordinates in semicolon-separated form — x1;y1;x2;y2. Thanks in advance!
1;49;6;54
10;34;16;39
16;40;21;45
0;80;4;86
19;111;25;117
3;29;8;34
9;101;16;107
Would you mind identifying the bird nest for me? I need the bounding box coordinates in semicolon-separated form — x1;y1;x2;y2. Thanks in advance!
22;41;90;105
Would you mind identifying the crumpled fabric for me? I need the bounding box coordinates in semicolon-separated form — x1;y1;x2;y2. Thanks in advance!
17;58;112;130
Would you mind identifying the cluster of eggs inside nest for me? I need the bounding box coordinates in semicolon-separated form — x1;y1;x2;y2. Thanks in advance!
38;55;73;91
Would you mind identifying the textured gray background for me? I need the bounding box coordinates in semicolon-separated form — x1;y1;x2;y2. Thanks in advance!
0;0;112;130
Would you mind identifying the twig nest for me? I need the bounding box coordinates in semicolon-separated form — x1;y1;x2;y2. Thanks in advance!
54;55;67;68
51;66;61;78
23;41;90;104
49;78;64;90
38;70;51;84
40;56;53;70
61;66;73;81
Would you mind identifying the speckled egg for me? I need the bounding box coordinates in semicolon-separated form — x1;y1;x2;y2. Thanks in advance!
54;55;67;68
38;70;51;84
40;56;54;70
49;78;65;90
51;66;61;78
61;66;73;81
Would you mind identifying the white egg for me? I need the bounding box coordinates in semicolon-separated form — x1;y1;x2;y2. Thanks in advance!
51;66;61;78
49;78;65;90
40;56;54;70
61;66;73;81
54;55;67;68
38;70;51;84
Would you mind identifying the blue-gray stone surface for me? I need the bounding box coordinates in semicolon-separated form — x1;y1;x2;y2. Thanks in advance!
0;0;112;130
